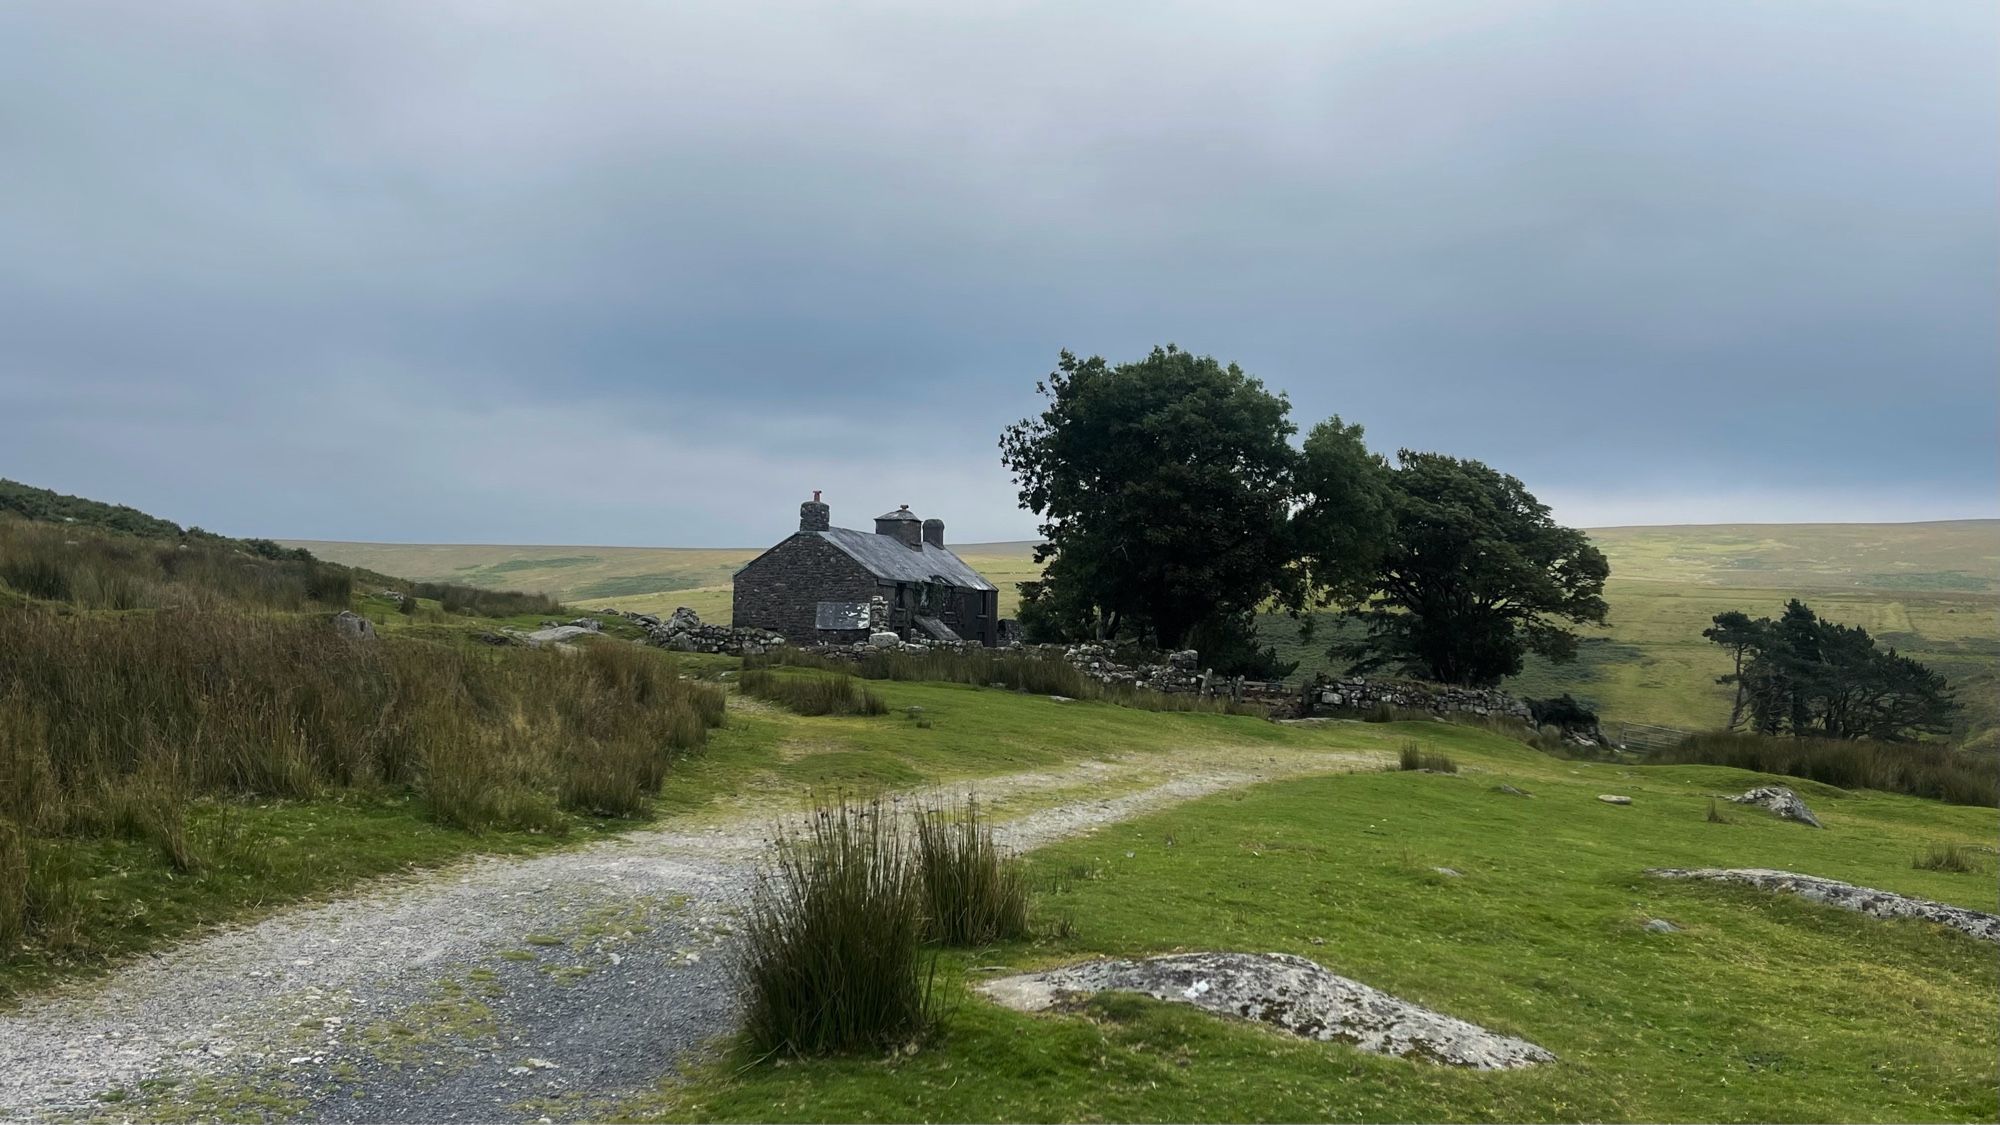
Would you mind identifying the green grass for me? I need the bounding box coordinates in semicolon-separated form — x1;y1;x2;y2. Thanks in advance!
635;722;1998;1123
0;662;1314;1005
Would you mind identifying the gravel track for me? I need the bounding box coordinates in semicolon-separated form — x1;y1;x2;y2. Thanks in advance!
0;748;1375;1123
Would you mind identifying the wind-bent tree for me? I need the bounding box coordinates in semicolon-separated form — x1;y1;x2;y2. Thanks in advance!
1003;346;1377;654
1338;452;1609;686
1705;600;1957;741
1703;610;1761;730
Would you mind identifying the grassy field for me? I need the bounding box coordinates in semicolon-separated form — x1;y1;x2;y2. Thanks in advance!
292;521;1999;741
632;712;2000;1112
631;718;1998;1123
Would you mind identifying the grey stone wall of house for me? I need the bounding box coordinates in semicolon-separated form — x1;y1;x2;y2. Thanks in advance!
732;534;882;643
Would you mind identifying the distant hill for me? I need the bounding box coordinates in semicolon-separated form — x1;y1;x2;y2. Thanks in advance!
278;539;1048;621
293;521;1999;744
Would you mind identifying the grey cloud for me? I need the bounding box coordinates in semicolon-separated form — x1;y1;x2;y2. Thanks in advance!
2;0;1993;543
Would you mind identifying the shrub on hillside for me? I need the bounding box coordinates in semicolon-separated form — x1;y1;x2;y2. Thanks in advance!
913;796;1028;946
1652;733;1997;807
740;796;933;1057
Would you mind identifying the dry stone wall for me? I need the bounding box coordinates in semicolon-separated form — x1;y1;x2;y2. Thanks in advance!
1308;676;1533;722
612;606;1536;720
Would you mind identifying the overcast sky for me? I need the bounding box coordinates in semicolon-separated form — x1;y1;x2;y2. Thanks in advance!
3;1;1994;546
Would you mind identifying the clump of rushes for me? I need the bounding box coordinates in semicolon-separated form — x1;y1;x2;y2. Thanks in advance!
738;668;888;716
1397;741;1458;773
0;819;25;948
740;796;933;1057
913;796;1028;946
1912;843;1984;874
1706;798;1730;824
1654;732;1997;808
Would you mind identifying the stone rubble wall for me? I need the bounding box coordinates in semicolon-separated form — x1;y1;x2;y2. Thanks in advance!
1307;676;1534;722
606;607;1537;721
602;606;788;655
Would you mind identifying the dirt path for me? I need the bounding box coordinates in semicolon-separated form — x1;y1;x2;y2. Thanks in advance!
0;745;1377;1123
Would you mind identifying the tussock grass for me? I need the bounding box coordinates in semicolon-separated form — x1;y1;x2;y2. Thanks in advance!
1396;741;1458;773
738;668;888;717
0;603;724;951
913;797;1028;947
1913;843;1986;874
741;795;934;1057
0;518;353;612
0;517;560;623
0;821;24;948
1653;733;1997;807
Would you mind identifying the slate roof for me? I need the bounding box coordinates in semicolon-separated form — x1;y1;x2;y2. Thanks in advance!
817;527;996;592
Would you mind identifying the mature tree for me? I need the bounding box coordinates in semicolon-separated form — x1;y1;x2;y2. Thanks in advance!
1292;416;1394;607
1706;600;1957;741
1702;610;1762;730
1338;451;1609;686
1002;346;1325;651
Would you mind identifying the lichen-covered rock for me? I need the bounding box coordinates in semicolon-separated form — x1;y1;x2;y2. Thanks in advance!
330;611;375;641
523;624;596;646
1726;786;1822;827
977;951;1555;1069
1646;868;2000;944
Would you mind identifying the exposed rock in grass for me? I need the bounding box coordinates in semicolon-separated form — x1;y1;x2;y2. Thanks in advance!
523;624;596;646
977;952;1555;1069
1646;867;2000;944
1597;794;1631;805
1490;785;1533;797
330;611;375;641
1725;786;1822;827
1643;919;1681;933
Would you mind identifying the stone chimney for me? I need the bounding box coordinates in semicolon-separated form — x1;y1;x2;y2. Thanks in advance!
921;518;944;549
800;490;830;532
874;505;923;550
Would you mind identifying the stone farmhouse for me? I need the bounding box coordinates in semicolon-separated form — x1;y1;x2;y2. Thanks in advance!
732;494;1001;646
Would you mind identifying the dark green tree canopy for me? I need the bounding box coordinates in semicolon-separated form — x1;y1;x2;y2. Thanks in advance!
1002;346;1296;650
1706;600;1957;741
1338;451;1609;686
